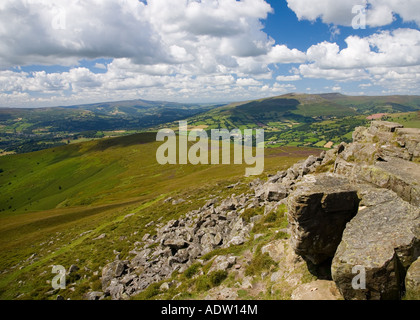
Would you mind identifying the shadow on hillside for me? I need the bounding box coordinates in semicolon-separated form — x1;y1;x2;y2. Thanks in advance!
236;98;300;114
88;132;158;152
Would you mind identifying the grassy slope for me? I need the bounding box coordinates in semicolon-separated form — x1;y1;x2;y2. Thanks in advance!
0;132;319;299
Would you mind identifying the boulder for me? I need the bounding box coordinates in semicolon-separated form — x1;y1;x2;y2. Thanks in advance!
101;260;128;289
337;157;420;206
264;183;288;202
405;257;420;299
369;121;404;134
332;189;420;300
163;239;188;250
287;174;360;265
208;255;237;273
83;291;104;301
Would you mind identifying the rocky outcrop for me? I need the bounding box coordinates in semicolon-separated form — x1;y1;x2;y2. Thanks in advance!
329;121;420;300
336;121;420;206
102;194;259;299
331;188;420;300
287;174;360;265
283;121;420;300
97;120;419;301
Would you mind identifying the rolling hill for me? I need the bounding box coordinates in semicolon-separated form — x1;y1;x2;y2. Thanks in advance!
155;93;420;149
2;93;420;154
0;132;318;300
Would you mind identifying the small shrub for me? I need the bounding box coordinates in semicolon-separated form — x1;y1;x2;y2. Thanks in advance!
134;282;161;300
195;275;211;292
245;252;276;277
184;263;201;279
209;270;228;287
315;159;335;173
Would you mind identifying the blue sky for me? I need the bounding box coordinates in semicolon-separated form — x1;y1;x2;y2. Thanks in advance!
1;0;420;107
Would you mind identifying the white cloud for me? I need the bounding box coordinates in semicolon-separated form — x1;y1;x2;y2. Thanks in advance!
296;28;420;93
237;78;261;86
0;0;171;68
286;0;420;27
94;63;107;70
301;29;420;79
2;1;420;107
265;45;307;64
276;75;301;81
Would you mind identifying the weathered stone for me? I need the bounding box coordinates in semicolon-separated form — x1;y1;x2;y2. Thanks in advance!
107;279;125;300
208;255;237;273
405;257;420;299
163;239;188;250
101;260;127;289
337;157;420;206
332;190;420;300
369;121;404;133
264;184;288;202
83;291;104;300
261;240;286;262
226;235;246;247
93;233;106;241
287;174;360;265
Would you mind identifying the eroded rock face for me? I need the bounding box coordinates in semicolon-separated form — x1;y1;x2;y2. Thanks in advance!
287;174;360;265
332;188;420;300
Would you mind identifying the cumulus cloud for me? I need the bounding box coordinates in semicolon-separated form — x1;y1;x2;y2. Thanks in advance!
1;1;420;107
286;0;420;27
276;75;301;82
0;0;172;68
296;28;420;92
0;0;279;69
1;0;297;106
237;78;262;86
301;29;420;78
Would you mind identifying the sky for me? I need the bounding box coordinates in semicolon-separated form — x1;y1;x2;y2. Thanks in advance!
1;0;420;108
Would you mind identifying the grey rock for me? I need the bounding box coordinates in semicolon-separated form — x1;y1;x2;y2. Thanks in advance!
287;174;360;265
101;260;127;289
107;279;125;300
332;190;420;300
93;233;106;241
264;184;288;202
163;239;188;250
208;255;237;273
84;291;104;300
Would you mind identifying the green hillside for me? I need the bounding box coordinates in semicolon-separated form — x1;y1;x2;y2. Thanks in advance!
157;93;420;149
0;132;318;299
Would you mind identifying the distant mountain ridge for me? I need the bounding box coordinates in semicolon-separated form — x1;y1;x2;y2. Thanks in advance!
1;93;420;154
